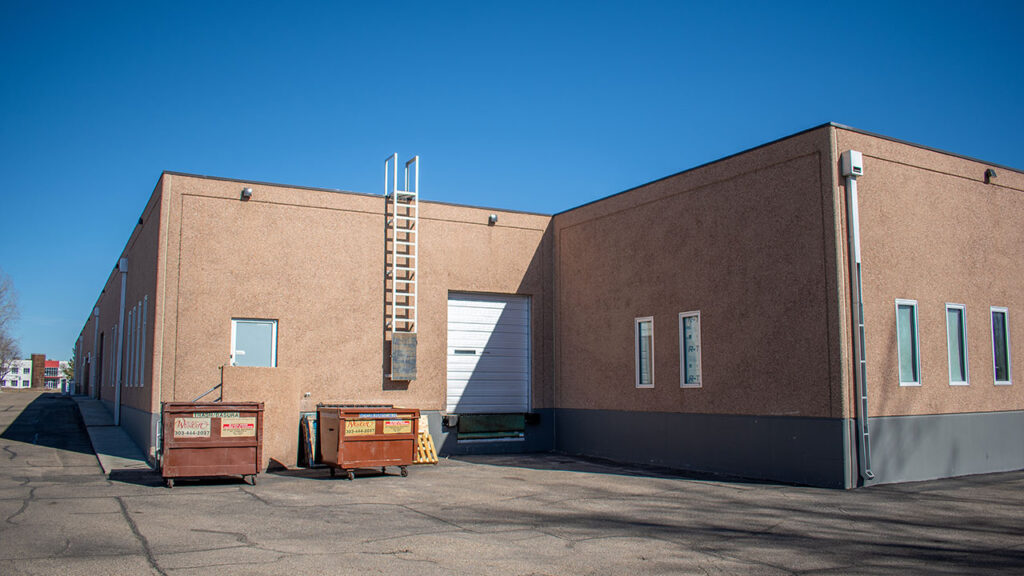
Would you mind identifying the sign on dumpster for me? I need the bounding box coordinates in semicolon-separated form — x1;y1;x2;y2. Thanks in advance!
383;419;412;434
221;417;257;437
345;420;376;436
173;417;211;438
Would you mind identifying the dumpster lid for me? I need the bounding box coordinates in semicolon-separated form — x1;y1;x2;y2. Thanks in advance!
316;403;394;408
162;401;264;413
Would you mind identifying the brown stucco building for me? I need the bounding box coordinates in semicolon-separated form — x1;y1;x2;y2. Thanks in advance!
75;123;1023;488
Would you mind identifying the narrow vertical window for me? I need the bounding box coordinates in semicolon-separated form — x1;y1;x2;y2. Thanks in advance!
895;299;920;386
140;296;148;388
134;301;142;387
992;307;1011;385
679;311;702;388
126;309;133;388
231;318;278;367
635;317;654;388
946;304;968;385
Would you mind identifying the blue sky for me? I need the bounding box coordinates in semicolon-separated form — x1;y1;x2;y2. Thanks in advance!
1;1;1022;360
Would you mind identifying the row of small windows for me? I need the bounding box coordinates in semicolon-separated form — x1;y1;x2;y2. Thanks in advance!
896;301;1012;387
634;312;702;389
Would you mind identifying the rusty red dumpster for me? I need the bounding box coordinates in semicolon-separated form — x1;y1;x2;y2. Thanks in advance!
317;404;419;480
160;402;263;488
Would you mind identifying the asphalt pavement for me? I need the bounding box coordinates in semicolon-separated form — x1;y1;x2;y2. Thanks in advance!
1;389;1023;575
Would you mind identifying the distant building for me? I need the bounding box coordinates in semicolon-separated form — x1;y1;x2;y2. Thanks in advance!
2;359;33;389
43;360;70;390
1;356;69;390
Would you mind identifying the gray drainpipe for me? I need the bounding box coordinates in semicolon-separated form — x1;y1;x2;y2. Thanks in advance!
90;307;100;399
114;258;128;426
842;150;874;482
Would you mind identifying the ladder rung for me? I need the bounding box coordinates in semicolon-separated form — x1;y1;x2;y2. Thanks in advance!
394;279;416;284
392;305;415;309
395;215;416;220
393;240;416;246
392;266;415;271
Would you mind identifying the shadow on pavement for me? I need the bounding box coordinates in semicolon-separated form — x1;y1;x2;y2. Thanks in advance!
451;452;787;486
0;392;95;456
108;468;166;487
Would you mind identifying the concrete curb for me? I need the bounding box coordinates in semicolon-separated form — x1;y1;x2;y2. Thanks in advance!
71;395;152;475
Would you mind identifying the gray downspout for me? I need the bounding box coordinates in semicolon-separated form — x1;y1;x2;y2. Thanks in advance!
114;258;128;426
842;151;874;482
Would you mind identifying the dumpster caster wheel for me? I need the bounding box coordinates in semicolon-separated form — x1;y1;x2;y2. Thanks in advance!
248;475;257;486
381;467;387;475
165;478;174;489
329;468;336;478
400;466;408;477
347;470;355;481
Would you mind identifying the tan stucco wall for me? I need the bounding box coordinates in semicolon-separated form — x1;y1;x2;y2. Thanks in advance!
837;128;1024;417
157;174;552;467
553;127;845;418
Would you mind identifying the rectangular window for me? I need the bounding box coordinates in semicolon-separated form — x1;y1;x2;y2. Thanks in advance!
635;317;654;388
231;318;278;367
679;311;702;388
992;307;1011;385
896;299;920;386
140;296;148;388
133;301;141;387
946;304;968;385
126;307;134;388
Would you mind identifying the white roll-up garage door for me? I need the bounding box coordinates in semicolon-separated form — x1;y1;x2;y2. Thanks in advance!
447;293;530;413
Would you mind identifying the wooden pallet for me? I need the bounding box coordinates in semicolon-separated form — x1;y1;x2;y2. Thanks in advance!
414;432;438;464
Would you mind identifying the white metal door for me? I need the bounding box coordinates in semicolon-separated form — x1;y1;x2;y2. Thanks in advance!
446;293;530;413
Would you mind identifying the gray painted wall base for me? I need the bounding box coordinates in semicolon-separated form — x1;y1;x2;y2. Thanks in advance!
429;409;555;456
555;409;848;488
864;411;1024;486
119;404;158;464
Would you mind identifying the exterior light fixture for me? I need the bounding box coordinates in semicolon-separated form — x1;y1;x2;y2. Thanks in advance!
984;169;997;184
241;187;253;200
488;214;498;226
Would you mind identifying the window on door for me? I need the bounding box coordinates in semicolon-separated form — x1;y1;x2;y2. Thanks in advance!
231;319;278;367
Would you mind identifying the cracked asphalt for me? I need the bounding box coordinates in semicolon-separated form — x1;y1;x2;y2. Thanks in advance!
2;390;1024;575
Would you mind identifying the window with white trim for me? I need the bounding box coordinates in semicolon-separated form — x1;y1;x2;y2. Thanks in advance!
946;303;968;385
679;311;701;388
140;296;147;388
231;318;278;367
991;307;1011;385
896;299;920;386
635;317;654;388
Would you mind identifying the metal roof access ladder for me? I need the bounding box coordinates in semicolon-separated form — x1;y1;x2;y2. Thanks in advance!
384;153;419;381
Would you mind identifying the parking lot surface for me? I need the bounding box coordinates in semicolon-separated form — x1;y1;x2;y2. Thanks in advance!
2;390;1023;575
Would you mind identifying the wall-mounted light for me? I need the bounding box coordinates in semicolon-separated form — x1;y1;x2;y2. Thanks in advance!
984;169;997;184
241;187;253;200
488;214;498;226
